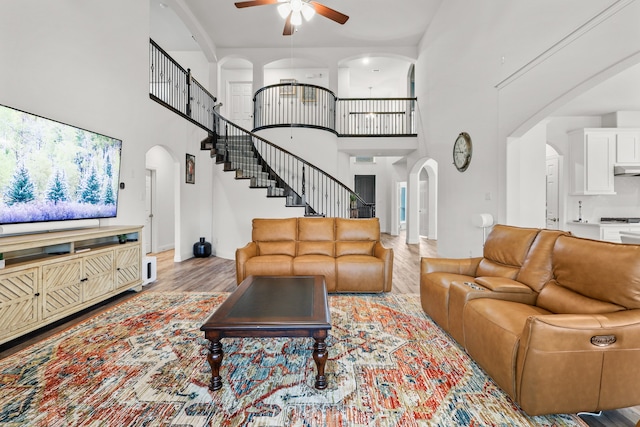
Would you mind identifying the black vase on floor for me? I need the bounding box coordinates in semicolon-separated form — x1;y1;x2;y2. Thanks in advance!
193;237;212;258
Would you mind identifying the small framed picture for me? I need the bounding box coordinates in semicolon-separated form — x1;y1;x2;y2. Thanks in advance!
301;85;317;103
279;79;297;96
186;153;195;184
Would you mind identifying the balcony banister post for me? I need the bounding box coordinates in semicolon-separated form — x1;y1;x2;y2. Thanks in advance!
186;68;192;117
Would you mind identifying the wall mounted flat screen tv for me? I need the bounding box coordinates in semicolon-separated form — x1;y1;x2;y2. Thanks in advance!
0;104;122;225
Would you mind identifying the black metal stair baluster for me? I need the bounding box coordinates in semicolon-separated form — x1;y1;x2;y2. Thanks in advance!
186;68;191;118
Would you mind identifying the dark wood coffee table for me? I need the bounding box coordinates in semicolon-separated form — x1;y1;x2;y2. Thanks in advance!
200;275;331;391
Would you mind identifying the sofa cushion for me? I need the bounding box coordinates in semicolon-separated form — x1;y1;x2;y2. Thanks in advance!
336;241;375;256
298;217;335;240
245;254;294;277
537;280;626;314
293;255;336;292
336;255;384;292
298;241;334;257
549;235;640;310
336;218;380;241
252;217;297;241
476;225;539;278
516;229;570;292
297;218;335;256
252;218;298;256
257;241;296;256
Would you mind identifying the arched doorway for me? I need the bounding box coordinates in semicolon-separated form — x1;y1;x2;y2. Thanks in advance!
407;157;437;244
145;145;179;259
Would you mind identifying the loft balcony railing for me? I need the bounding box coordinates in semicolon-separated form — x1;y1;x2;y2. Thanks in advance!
149;39;216;133
148;39;373;218
254;83;417;137
336;98;416;136
254;83;336;133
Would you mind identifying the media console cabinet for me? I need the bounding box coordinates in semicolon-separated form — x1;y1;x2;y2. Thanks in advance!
0;225;143;345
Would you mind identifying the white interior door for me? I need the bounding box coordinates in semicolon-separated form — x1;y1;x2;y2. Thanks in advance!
144;169;154;253
229;82;253;130
546;156;560;230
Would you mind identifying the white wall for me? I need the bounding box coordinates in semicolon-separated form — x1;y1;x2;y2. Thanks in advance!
414;0;640;257
0;0;150;235
257;128;339;177
264;68;330;89
170;51;210;85
0;0;213;261
506;122;547;227
212;165;305;260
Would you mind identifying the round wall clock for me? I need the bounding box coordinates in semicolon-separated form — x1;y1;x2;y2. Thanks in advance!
453;132;472;172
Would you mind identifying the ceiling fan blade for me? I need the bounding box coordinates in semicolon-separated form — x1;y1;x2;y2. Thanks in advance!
309;1;349;24
235;0;279;8
283;13;293;36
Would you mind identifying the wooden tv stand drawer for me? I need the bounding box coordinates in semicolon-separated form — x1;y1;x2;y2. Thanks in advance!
0;225;143;345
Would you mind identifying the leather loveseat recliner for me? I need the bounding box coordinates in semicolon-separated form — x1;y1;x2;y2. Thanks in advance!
421;224;640;416
236;217;393;292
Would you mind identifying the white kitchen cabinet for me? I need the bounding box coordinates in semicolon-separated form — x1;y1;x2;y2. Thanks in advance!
569;129;616;195
615;130;640;164
599;225;640;243
566;222;640;243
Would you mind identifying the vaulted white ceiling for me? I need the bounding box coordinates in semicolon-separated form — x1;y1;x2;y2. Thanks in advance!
150;0;640;119
152;0;442;49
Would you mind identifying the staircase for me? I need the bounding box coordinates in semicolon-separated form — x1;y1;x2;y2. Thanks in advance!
150;38;372;218
208;133;285;197
201;113;371;217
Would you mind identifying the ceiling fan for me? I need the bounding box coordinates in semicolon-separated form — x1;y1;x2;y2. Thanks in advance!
234;0;349;36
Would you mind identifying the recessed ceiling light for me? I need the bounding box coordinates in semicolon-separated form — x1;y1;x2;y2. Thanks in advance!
363;58;370;65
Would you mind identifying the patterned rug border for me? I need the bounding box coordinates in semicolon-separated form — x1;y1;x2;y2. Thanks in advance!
0;291;590;427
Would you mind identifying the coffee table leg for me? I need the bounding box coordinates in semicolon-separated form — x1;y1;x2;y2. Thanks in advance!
313;337;328;389
206;339;224;391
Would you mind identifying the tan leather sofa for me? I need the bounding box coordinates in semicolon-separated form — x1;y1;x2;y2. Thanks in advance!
236;217;393;292
421;224;640;416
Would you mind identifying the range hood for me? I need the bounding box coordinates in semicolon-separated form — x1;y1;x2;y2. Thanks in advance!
614;164;640;176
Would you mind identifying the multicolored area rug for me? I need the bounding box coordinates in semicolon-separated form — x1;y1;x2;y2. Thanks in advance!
0;292;587;427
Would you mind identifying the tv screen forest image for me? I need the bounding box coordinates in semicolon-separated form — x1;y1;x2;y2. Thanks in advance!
0;105;122;225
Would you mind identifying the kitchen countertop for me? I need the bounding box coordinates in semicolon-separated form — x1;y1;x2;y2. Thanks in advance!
568;221;640;226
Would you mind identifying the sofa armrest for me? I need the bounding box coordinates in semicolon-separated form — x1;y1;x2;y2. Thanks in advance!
474;277;535;294
235;242;257;285
374;241;394;292
421;257;482;276
447;280;538;344
515;310;640;415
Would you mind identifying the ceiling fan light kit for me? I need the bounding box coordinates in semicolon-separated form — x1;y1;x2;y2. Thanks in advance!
235;0;348;35
301;3;316;21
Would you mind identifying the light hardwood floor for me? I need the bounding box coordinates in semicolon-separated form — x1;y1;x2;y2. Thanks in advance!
0;232;637;426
